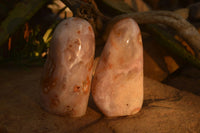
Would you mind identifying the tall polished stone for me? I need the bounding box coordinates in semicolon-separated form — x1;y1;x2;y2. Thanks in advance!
40;17;95;117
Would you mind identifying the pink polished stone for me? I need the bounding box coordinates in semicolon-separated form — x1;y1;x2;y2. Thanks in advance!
40;17;95;117
92;18;143;117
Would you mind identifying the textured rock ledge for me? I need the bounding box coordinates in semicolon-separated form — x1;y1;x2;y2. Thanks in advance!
0;67;200;133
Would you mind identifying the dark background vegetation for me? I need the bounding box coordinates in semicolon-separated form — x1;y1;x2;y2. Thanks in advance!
0;0;199;66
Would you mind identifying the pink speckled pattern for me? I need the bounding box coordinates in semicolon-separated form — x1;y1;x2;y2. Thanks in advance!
40;17;95;117
92;18;143;117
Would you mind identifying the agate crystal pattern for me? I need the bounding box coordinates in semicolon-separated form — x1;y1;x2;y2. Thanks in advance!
40;17;95;117
92;18;143;117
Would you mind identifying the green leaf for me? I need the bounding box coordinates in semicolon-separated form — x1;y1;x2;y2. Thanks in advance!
43;28;53;43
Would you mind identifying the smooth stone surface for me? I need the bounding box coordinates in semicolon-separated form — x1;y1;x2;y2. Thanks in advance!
92;18;143;117
40;17;95;117
0;67;200;133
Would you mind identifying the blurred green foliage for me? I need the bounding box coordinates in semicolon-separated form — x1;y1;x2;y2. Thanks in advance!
0;0;59;65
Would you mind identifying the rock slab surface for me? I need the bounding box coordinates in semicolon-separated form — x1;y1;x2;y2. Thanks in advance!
0;67;200;133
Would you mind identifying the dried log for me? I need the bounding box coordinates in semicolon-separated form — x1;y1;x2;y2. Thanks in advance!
61;0;200;68
146;24;200;69
106;11;200;59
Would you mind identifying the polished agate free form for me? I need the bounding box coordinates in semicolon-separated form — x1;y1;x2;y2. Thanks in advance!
40;17;95;117
92;18;143;117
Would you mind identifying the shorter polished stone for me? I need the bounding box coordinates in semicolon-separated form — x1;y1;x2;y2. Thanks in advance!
92;18;143;117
